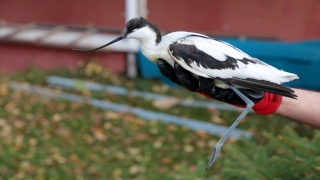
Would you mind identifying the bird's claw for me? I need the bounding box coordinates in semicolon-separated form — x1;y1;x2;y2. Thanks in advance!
206;145;221;170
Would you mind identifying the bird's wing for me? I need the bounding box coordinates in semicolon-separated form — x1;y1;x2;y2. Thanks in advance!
168;35;297;98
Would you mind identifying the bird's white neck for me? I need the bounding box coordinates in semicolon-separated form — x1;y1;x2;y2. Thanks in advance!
127;26;163;63
140;39;160;63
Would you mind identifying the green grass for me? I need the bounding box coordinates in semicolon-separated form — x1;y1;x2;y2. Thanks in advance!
1;62;319;179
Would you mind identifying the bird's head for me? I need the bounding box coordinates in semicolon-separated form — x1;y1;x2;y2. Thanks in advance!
74;17;161;52
125;17;161;43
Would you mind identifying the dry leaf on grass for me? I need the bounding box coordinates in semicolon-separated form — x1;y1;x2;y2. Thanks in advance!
152;97;180;110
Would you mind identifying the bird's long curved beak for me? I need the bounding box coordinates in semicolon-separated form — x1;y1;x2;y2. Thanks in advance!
73;36;125;52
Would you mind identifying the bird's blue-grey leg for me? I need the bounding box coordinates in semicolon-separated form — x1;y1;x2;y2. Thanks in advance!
206;83;254;170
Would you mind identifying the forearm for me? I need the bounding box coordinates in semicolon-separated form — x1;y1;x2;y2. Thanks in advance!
275;88;320;129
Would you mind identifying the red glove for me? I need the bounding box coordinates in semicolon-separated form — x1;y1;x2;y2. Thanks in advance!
199;91;282;115
252;92;282;115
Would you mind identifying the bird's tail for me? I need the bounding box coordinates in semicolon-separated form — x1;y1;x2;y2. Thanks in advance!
276;70;299;83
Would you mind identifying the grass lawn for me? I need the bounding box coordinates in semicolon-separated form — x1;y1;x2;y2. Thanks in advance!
0;62;319;180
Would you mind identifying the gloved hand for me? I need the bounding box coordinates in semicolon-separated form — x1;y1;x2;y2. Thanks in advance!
157;59;282;115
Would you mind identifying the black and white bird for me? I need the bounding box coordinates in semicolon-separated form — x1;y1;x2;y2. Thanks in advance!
74;17;298;169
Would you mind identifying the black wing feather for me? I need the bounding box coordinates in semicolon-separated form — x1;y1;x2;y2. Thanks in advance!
221;78;297;99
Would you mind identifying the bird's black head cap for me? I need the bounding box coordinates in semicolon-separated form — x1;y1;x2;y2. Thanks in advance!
125;17;162;44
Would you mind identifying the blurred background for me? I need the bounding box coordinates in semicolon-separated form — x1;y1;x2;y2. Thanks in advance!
1;0;320;89
0;0;320;179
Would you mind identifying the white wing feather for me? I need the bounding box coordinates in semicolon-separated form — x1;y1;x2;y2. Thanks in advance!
169;36;298;84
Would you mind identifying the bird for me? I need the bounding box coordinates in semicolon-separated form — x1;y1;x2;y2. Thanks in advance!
74;17;299;170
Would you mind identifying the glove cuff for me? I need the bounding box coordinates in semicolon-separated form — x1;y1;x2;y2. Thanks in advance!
253;92;282;115
198;91;282;115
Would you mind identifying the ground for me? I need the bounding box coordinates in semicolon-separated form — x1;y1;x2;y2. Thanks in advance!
0;61;319;180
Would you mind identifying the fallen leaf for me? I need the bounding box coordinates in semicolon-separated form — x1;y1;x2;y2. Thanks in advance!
167;124;177;131
127;147;140;155
0;82;8;96
208;140;217;147
162;157;172;164
28;138;37;146
153;140;163;149
133;133;148;140
103;122;113;130
149;127;159;135
52;114;62;122
129;165;140;175
211;112;224;124
196;140;206;148
152;97;180;110
183;145;193;153
112;169;122;179
195;130;209;138
91;128;107;141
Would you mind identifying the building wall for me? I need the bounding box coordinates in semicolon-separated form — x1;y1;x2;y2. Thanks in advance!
0;44;126;74
0;0;126;74
0;0;319;74
0;0;125;27
2;0;318;41
148;0;320;41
